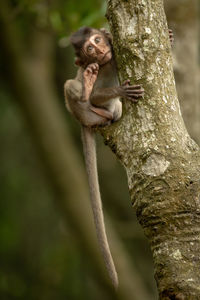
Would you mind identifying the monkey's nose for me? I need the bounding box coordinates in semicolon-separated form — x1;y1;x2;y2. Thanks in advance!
96;48;104;54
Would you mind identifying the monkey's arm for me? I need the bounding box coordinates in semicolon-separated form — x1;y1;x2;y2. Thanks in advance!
90;87;121;105
90;83;144;106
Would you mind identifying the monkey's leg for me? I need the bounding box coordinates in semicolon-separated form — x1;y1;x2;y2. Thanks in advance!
82;63;99;101
90;106;114;120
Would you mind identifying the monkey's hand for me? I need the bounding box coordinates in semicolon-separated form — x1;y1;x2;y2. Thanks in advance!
169;29;174;45
82;63;99;102
119;80;144;102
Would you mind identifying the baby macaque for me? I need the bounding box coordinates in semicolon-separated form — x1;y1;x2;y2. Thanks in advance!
64;26;173;288
64;27;144;127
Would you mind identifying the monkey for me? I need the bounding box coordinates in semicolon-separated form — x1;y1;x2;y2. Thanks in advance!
64;26;173;288
64;26;144;288
64;27;173;126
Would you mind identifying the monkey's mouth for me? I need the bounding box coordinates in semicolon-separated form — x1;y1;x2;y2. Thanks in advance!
100;50;112;64
103;50;111;59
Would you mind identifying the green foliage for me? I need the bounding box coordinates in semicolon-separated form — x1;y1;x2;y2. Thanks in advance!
12;0;107;43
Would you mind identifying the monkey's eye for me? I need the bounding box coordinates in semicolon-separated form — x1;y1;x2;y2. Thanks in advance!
87;45;94;52
95;37;101;44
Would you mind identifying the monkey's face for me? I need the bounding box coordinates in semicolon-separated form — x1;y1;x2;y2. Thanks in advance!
83;33;112;65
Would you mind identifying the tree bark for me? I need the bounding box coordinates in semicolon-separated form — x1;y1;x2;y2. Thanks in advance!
104;0;200;298
164;0;200;145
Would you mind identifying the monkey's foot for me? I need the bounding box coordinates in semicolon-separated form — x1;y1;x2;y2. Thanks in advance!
82;63;99;101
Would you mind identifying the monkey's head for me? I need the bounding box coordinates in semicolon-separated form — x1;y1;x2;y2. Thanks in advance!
70;26;113;67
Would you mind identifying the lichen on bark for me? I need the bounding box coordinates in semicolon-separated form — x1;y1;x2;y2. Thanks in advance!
103;0;200;298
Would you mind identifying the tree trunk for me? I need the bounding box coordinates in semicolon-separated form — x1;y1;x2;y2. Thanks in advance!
105;0;200;298
164;0;200;145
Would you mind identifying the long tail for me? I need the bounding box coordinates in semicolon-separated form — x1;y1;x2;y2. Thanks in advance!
81;126;118;288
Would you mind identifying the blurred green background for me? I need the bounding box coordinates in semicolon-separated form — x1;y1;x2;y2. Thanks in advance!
0;0;199;299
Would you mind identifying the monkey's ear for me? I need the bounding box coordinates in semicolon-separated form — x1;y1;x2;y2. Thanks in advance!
74;57;83;66
100;28;113;44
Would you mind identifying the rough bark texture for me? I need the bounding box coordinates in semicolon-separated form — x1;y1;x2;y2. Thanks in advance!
103;0;200;298
165;0;200;145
